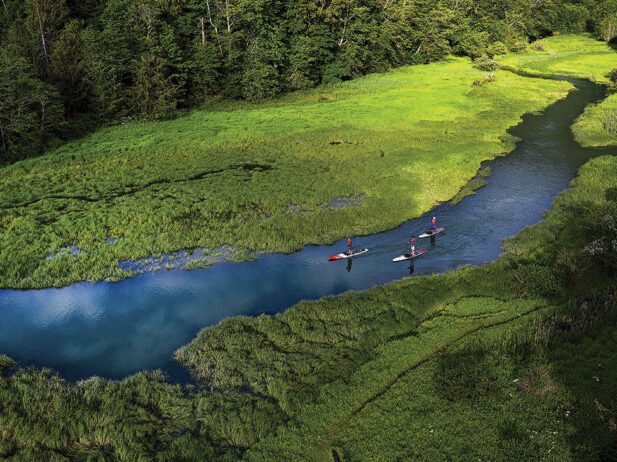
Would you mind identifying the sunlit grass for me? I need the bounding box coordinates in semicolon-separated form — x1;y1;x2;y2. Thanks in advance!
498;34;617;149
0;59;571;288
498;34;616;83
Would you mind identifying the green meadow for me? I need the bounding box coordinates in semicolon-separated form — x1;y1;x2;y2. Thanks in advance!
499;34;617;148
0;58;571;289
498;34;616;83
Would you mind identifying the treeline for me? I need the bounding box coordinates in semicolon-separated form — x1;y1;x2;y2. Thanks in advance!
0;0;615;164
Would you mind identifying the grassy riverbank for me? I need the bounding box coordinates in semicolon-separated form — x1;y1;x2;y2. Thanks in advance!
2;154;616;460
498;34;617;148
177;155;617;461
498;34;616;83
0;58;571;289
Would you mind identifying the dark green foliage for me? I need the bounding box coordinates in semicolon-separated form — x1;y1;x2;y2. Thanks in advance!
455;30;489;60
518;263;563;297
555;4;589;34
609;68;617;83
132;53;179;120
510;39;529;53
51;18;89;117
0;47;64;164
487;41;508;57
474;54;498;72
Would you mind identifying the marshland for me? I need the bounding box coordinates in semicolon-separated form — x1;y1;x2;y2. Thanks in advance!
1;1;617;460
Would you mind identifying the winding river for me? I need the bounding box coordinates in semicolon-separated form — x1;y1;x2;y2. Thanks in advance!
0;77;614;383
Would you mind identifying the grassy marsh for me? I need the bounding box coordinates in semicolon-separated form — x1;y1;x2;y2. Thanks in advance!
177;155;617;461
498;34;616;84
499;34;617;148
450;178;487;205
0;59;571;289
1;33;617;461
1;113;616;462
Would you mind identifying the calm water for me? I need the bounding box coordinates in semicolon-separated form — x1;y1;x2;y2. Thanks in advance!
1;78;614;382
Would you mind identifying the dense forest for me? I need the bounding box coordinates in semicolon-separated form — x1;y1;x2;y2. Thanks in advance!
1;0;616;165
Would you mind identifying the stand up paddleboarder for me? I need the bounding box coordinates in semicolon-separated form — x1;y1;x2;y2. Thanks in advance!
431;217;437;235
347;237;352;255
410;235;416;256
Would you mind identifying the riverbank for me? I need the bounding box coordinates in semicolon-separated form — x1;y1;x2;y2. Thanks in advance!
498;34;617;149
0;57;572;289
0;73;607;381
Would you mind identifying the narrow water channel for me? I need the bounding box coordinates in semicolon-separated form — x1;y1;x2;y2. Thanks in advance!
0;77;614;383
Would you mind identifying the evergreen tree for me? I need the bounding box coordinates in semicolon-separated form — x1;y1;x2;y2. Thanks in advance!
0;48;63;164
23;0;69;75
132;53;179;120
51;18;88;117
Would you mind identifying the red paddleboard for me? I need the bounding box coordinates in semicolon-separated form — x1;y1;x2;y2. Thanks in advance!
419;227;445;239
328;249;369;261
392;249;429;262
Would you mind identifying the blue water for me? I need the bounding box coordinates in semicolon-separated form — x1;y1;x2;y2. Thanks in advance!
0;78;614;382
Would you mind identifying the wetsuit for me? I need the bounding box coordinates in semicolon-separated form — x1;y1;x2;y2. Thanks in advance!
347;238;352;255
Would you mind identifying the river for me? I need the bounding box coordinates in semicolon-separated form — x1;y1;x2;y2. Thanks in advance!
0;77;613;383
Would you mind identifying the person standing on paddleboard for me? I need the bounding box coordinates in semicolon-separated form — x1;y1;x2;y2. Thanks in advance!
347;237;352;255
431;217;437;235
410;235;416;256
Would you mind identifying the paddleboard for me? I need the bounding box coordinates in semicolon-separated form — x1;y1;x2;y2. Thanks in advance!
329;249;369;261
419;227;445;239
393;249;429;262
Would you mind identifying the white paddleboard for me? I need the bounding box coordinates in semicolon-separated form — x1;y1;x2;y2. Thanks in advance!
392;249;429;262
329;249;369;261
419;227;445;239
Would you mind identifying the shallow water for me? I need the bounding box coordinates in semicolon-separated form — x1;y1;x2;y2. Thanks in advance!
0;78;614;382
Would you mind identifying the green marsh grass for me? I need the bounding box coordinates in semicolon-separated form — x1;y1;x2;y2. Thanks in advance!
175;155;617;461
499;34;617;149
572;93;617;147
0;59;571;288
450;178;487;205
498;34;617;84
2;153;616;460
479;166;491;178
